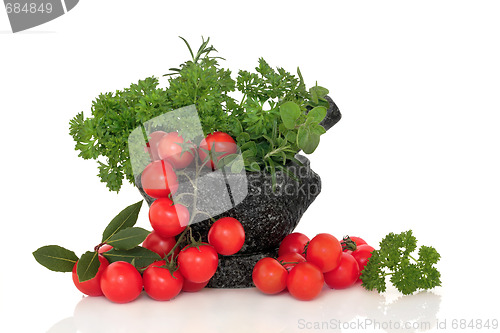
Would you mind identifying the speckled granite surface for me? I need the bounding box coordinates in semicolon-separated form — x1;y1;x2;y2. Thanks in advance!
136;96;341;288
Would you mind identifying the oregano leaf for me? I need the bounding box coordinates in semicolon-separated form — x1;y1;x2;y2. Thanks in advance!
280;101;301;129
297;126;310;150
102;200;143;243
33;245;78;272
307;106;327;123
76;251;100;283
107;227;150;250
302;132;321;154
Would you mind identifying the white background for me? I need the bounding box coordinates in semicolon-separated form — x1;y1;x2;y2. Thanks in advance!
1;1;500;332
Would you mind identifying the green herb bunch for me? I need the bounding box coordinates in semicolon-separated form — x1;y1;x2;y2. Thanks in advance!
69;37;331;192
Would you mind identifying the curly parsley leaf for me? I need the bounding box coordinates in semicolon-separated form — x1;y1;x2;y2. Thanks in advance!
361;230;442;295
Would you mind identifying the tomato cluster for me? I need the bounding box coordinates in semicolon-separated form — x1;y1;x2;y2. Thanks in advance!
71;216;245;303
68;131;248;303
252;232;374;301
71;217;245;303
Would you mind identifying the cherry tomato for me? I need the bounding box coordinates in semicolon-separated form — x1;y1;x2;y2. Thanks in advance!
177;244;219;283
141;160;178;198
208;217;245;255
142;230;179;259
144;131;167;161
98;244;113;253
341;236;367;253
149;198;189;237
278;232;310;257
349;236;367;247
72;255;109;296
198;132;237;170
352;244;375;280
143;261;184;301
324;253;360;289
100;261;143;303
182;279;209;292
277;252;306;272
287;262;324;301
252;257;288;295
157;132;194;169
306;233;342;273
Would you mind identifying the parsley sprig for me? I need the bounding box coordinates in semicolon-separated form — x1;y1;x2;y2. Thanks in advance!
361;230;442;295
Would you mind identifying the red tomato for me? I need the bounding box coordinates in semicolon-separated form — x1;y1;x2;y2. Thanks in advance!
349;236;367;247
278;232;310;257
177;244;219;283
208;217;245;255
157;132;194;169
144;131;167;161
98;244;113;253
252;257;288;295
287;262;324;301
198;132;237;170
352;244;375;280
324;253;360;289
100;261;143;303
341;236;367;253
277;252;306;272
149;198;189;237
306;233;342;273
182;279;209;292
141;160;178;198
142;230;179;259
72;255;109;296
143;261;184;301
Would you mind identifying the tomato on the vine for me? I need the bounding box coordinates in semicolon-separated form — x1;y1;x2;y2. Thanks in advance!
98;244;113;253
198;132;237;170
324;253;360;289
142;230;179;258
306;233;342;273
182;279;209;292
100;261;143;303
157;132;194;169
72;255;109;296
177;244;218;283
208;217;245;255
341;236;367;253
149;198;189;238
287;262;324;301
278;232;309;257
277;252;306;272
252;257;288;295
352;244;375;280
143;261;184;301
144;131;167;161
141;160;178;198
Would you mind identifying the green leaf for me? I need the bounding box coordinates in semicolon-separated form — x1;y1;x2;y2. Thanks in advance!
279;101;301;129
76;251;100;283
102;201;143;243
247;161;261;172
33;245;78;272
285;131;297;143
311;124;326;135
230;158;244;173
302;132;320;154
102;246;161;268
297;126;310;150
107;227;150;250
307;106;327;123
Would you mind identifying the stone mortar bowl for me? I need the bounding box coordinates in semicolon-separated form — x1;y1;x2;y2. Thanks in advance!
136;96;341;288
